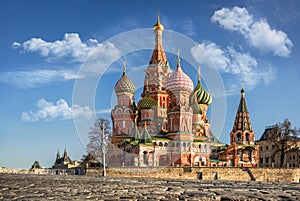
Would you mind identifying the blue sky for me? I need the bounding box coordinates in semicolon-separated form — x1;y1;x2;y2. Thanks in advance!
1;0;299;168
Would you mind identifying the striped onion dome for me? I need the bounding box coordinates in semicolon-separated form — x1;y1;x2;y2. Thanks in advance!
166;61;194;93
114;70;135;94
194;79;212;105
137;91;157;110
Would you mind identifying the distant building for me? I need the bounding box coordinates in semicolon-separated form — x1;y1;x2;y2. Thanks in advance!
50;149;81;175
257;125;300;168
220;88;259;167
29;160;48;174
81;152;102;175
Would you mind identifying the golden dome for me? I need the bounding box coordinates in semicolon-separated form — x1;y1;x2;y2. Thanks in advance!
153;14;164;31
153;21;164;31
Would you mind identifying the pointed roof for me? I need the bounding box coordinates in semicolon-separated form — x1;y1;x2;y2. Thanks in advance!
56;149;60;159
132;125;140;141
150;13;167;66
232;87;253;133
139;128;152;144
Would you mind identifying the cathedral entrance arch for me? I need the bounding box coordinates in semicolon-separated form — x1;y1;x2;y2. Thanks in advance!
194;156;206;166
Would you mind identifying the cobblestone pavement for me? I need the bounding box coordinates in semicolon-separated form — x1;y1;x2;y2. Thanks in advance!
0;174;300;200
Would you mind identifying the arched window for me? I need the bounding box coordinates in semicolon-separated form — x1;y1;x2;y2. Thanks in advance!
237;133;241;141
143;151;148;165
159;142;163;146
183;142;186;147
245;133;250;141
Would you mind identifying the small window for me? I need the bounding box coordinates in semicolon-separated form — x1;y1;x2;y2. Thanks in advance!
259;158;263;163
266;146;268;151
265;157;269;163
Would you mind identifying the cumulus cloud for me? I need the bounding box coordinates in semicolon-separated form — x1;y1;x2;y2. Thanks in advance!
0;69;80;89
21;98;93;122
12;33;121;63
211;6;293;57
191;41;276;94
6;33;122;88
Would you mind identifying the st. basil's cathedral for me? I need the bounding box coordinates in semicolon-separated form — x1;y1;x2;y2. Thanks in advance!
107;15;259;167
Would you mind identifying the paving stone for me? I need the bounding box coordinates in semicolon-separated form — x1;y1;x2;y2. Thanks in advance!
0;174;300;200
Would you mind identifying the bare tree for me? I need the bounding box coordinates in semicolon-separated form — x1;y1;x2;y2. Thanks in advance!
270;119;299;167
86;117;111;176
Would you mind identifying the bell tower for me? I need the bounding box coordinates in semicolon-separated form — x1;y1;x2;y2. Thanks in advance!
230;86;255;145
142;12;172;132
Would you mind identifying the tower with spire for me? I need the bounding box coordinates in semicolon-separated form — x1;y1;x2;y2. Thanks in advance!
220;86;259;167
111;58;136;143
143;11;172;133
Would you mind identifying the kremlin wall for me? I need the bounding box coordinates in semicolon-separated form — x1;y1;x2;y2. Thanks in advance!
84;167;300;183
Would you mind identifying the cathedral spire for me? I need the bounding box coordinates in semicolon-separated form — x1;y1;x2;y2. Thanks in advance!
123;57;126;74
197;66;201;82
232;85;253;133
150;11;167;65
176;49;181;69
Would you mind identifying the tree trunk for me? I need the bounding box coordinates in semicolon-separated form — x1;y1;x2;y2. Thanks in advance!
280;142;285;168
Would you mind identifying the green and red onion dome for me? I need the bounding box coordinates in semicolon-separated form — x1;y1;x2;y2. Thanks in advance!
194;80;212;105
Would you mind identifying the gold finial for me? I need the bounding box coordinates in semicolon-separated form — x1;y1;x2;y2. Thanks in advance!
241;81;245;94
153;9;164;31
123;57;126;73
198;66;201;81
177;49;181;64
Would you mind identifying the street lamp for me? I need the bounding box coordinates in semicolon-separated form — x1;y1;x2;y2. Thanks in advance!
102;125;106;177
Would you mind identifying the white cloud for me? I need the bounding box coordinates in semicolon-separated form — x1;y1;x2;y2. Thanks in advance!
0;69;80;89
211;7;252;35
5;33;122;88
211;6;293;57
192;42;230;72
248;20;293;57
21;98;93;122
191;41;276;94
13;33;121;63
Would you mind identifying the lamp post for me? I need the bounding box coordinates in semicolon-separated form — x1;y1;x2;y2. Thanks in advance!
102;125;106;177
153;139;156;167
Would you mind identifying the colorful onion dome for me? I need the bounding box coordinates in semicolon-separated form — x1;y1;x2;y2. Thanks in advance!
114;68;135;94
166;57;194;93
137;91;157;110
194;79;212;105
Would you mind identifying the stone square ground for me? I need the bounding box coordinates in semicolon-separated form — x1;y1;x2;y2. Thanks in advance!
0;174;299;200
